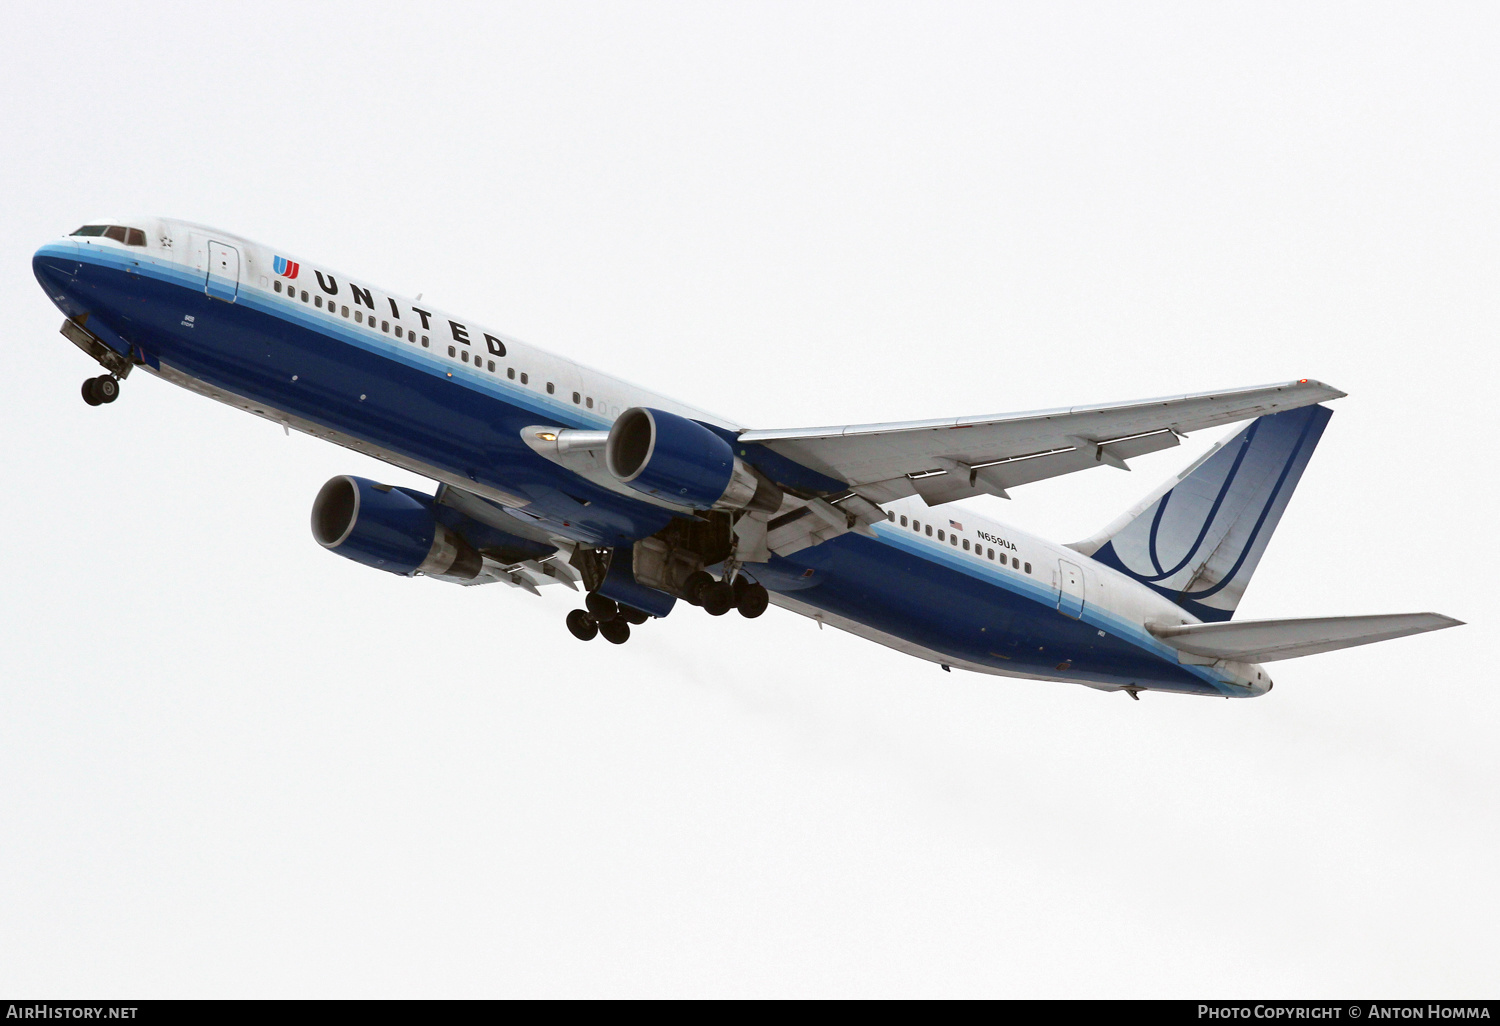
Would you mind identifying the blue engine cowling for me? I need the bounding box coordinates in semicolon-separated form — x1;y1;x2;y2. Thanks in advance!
311;475;482;579
604;408;782;512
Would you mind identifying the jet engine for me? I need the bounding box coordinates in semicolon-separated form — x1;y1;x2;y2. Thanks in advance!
311;475;482;580
605;407;782;512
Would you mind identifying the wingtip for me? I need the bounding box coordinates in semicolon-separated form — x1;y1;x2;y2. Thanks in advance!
1293;378;1347;400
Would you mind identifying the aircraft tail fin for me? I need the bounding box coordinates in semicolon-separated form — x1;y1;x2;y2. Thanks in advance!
1069;404;1333;622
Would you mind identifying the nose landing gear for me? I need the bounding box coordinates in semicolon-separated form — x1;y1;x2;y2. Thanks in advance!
81;375;120;406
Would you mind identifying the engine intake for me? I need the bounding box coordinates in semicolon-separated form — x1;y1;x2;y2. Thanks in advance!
605;407;782;512
311;476;482;579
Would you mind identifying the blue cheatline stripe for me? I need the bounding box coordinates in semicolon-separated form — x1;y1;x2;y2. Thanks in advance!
46;242;617;433
49;242;1246;695
870;523;1239;695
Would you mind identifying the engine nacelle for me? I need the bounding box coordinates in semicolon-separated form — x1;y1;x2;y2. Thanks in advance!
605;407;782;512
311;476;482;580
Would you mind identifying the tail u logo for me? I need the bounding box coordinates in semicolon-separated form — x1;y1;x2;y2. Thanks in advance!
273;256;300;278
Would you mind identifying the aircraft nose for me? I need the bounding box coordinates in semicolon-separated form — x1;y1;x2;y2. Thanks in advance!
33;240;87;317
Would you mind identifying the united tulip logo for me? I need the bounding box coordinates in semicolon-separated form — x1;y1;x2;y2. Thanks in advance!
273;255;300;278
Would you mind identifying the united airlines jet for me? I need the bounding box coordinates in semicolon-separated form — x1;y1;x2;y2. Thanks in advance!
33;218;1461;699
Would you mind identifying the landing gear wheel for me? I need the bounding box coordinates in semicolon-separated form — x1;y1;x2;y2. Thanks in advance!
81;378;102;406
585;592;619;622
94;376;119;403
598;619;631;644
618;606;649;625
733;579;769;618
566;609;599;641
699;580;734;617
682;570;715;606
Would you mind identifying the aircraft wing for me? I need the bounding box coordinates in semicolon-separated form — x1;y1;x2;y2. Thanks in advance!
1148;613;1463;663
739;379;1345;505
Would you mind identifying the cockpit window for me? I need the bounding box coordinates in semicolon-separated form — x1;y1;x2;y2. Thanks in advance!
71;224;147;246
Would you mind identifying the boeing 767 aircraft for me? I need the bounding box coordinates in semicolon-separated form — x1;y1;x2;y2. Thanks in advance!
32;218;1461;699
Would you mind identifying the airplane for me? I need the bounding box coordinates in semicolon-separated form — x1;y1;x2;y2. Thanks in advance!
32;217;1462;700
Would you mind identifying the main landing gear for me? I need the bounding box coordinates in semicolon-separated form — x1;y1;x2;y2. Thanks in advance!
566;593;651;644
564;572;770;642
80;375;120;406
682;571;769;618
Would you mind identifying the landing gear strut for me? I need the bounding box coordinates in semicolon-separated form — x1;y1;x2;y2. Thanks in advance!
81;375;120;406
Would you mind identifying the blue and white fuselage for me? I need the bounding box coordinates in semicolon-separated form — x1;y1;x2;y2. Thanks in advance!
34;218;1458;699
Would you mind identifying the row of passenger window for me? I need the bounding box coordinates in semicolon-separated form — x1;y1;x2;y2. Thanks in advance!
275;278;611;413
275;279;433;347
441;345;601;409
889;512;1032;573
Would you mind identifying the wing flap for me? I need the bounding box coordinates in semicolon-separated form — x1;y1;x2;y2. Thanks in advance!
1147;613;1463;663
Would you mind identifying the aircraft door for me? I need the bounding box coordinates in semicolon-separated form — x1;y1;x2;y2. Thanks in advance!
1057;559;1085;619
205;240;240;302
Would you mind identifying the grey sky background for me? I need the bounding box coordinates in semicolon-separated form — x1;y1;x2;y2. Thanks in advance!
0;1;1494;997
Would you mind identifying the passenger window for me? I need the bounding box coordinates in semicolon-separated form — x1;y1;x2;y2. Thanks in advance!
507;368;515;380
395;326;403;338
925;525;933;537
125;228;146;246
104;226;128;243
274;280;282;293
448;346;456;357
1013;557;1021;568
301;291;309;302
381;320;389;332
314;296;323;308
520;373;529;384
421;337;429;348
987;548;994;560
937;530;945;541
962;539;970;551
1024;562;1031;574
950;535;958;546
572;391;581;404
461;351;469;363
900;516;908;527
342;306;349;317
586;397;594;408
488;360;495;372
546;382;555;394
354;311;363;323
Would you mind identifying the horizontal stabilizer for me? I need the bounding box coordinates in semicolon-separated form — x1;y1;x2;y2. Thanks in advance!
1147;613;1463;663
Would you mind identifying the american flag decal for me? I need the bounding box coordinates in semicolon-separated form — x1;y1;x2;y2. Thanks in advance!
273;255;300;278
949;520;963;531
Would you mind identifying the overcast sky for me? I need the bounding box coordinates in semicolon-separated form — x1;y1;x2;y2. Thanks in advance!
0;1;1494;997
